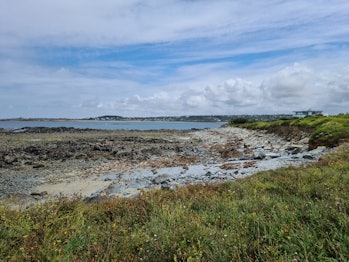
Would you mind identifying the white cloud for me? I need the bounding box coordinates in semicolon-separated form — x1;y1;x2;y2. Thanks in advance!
262;64;315;102
1;0;348;49
260;63;349;113
205;79;261;107
114;62;349;116
1;1;349;117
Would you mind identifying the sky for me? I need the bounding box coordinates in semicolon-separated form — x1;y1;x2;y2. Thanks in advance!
0;0;349;118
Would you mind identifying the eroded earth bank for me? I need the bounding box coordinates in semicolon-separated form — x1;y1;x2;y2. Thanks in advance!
0;126;331;206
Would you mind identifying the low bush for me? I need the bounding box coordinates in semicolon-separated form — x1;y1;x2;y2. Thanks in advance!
231;114;349;149
229;117;250;125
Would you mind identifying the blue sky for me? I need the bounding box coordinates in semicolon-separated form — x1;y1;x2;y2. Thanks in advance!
1;0;349;118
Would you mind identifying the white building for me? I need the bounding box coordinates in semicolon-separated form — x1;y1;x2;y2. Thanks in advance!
293;110;323;117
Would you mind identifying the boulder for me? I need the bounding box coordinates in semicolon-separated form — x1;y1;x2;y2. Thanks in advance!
302;154;314;160
152;174;170;184
253;150;266;160
286;145;303;155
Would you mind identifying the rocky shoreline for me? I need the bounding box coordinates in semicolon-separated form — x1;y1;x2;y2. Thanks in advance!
0;126;331;206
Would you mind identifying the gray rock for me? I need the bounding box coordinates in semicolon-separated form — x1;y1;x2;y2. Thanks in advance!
4;155;17;164
84;194;105;204
302;154;314;160
161;181;171;190
286;145;303;154
30;191;48;197
253;150;266;160
266;153;281;159
33;163;45;169
152;174;170;184
309;146;327;154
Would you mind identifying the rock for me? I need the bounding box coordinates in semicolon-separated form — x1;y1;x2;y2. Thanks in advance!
302;154;314;160
309;146;327;154
152;174;170;184
161;181;171;190
299;138;309;144
84;194;105;204
175;146;183;153
266;153;281;159
205;171;213;177
286;145;303;154
273;144;282;150
4;155;17;164
30;191;48;197
33;163;45;169
253;150;266;160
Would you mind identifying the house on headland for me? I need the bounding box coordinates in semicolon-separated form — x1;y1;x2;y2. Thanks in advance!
293;110;323;118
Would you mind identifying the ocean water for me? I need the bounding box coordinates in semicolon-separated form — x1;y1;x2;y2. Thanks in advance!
0;120;224;131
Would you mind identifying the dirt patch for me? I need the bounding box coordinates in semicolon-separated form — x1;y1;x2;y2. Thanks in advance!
209;141;245;159
267;125;314;142
220;163;239;170
243;161;256;168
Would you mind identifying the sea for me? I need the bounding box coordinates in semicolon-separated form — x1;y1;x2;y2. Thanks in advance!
0;120;225;131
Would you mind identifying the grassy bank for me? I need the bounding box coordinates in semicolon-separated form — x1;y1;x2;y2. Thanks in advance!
1;144;349;261
230;114;349;149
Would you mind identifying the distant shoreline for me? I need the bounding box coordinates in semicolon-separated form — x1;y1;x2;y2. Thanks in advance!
0;114;292;123
0;119;224;123
0;119;225;131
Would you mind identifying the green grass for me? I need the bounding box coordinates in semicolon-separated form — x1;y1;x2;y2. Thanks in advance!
1;145;349;261
230;114;349;149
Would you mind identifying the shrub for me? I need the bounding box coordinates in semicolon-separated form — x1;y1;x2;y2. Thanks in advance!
230;117;249;125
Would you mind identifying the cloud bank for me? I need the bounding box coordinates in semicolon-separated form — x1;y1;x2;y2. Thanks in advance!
0;1;349;117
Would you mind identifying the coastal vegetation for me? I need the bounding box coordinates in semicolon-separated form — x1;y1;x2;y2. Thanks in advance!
230;114;349;149
1;145;349;260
